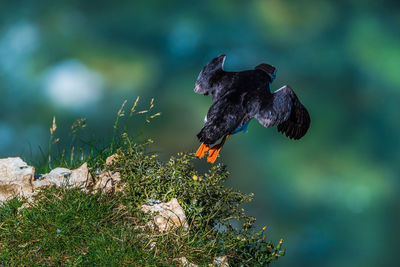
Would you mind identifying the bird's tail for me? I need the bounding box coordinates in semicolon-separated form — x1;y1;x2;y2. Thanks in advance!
197;126;225;145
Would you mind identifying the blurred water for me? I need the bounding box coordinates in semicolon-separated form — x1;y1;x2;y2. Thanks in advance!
42;59;104;109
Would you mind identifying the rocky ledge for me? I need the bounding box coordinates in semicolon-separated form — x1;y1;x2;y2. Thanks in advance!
0;157;122;203
0;157;188;232
0;156;229;266
0;157;186;234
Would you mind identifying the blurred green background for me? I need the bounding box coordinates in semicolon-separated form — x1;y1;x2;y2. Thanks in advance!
1;0;399;266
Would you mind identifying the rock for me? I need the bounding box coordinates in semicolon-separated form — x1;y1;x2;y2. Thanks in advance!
92;154;123;193
176;257;198;267
32;163;92;189
141;198;188;233
32;167;71;188
0;156;125;205
211;256;229;267
70;163;93;188
175;255;229;266
93;170;122;193
105;154;120;166
0;157;35;202
17;202;31;211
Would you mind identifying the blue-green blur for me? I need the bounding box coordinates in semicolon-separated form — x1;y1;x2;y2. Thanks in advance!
0;1;399;266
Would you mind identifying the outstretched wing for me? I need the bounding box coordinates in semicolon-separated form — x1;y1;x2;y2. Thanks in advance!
254;85;310;140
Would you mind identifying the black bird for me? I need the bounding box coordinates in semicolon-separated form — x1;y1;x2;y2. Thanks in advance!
194;55;310;163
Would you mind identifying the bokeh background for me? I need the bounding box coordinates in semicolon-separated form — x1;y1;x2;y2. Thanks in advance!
1;1;399;266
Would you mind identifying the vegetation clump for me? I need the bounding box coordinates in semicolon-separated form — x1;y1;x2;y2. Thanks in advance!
0;99;284;266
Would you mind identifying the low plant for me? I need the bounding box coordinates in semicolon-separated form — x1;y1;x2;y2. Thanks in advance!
0;98;284;266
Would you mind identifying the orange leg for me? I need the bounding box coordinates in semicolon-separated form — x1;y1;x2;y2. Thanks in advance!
207;135;230;164
196;143;210;158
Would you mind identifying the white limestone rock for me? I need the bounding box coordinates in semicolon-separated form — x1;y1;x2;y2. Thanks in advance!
211;256;229;267
175;255;229;266
176;257;198;267
105;154;120;166
32;163;92;189
141;198;188;233
0;157;35;202
93;170;122;193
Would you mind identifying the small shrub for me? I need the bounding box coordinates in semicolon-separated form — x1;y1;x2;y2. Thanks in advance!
0;99;284;266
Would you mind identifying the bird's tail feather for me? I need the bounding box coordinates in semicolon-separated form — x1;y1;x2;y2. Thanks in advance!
197;127;223;145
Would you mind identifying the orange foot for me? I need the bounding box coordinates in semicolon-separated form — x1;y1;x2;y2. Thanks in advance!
207;145;222;164
196;143;209;158
207;134;229;164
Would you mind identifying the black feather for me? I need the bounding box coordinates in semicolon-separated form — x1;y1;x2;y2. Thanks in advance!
194;56;310;145
257;85;310;140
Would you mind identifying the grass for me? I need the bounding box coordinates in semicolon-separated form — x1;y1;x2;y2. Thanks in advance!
0;98;284;266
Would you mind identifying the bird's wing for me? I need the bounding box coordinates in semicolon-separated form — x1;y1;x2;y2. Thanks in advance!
254;85;310;140
197;96;246;144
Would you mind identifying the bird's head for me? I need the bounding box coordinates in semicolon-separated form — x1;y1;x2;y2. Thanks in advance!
194;54;226;95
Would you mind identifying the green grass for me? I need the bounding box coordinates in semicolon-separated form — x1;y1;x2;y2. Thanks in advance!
0;99;284;266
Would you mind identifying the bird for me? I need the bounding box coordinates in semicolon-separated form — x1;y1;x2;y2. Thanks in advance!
194;54;310;164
